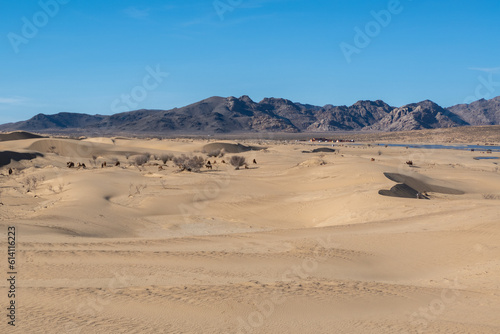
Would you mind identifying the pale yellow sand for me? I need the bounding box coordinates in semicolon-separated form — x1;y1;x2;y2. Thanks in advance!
0;134;499;333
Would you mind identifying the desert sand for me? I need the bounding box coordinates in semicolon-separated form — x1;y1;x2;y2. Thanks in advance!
1;131;500;333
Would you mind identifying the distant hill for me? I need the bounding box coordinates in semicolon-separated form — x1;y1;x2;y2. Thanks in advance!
1;95;499;135
447;96;500;126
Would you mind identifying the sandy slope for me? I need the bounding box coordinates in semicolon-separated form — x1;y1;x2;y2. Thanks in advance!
0;135;499;333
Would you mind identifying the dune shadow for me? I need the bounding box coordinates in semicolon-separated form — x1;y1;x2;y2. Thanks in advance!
0;151;44;168
379;172;464;199
202;142;266;154
0;131;45;142
302;148;336;154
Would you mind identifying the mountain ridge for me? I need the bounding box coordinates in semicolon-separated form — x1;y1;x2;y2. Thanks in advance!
1;95;499;135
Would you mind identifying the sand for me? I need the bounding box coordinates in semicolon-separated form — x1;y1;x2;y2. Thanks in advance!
0;132;499;333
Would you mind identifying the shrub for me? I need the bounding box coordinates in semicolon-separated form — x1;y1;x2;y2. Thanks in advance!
186;156;205;172
173;155;204;172
230;156;246;170
134;154;150;166
160;153;174;164
173;155;188;169
206;149;225;158
24;175;44;193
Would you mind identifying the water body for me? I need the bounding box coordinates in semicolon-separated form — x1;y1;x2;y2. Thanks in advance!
340;143;500;152
473;157;500;160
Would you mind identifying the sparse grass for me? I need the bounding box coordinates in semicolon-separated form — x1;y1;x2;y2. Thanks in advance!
48;146;58;155
48;183;66;194
483;194;500;200
129;184;147;196
24;175;45;193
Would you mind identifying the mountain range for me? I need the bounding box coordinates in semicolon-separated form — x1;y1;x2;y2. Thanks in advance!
1;95;499;135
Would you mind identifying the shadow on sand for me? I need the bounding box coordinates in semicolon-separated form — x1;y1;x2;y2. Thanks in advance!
378;172;464;199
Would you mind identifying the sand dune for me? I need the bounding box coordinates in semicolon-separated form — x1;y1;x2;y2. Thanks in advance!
0;135;499;333
202;142;265;154
379;172;466;198
0;131;45;142
27;138;141;160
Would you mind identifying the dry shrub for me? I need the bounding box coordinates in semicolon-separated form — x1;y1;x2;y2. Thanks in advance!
483;194;500;200
173;155;188;169
173;155;204;172
160;153;174;164
129;184;147;196
206;149;225;158
230;156;246;170
186;156;205;172
24;175;45;193
134;154;150;166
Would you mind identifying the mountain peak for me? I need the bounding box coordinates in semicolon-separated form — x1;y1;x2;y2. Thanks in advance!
239;95;254;103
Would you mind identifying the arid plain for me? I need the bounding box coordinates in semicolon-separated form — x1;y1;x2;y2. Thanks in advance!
1;129;500;334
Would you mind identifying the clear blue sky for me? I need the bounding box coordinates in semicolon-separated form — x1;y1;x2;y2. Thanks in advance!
1;0;499;123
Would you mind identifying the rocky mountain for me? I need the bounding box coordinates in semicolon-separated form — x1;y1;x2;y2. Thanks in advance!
447;96;500;126
308;100;394;131
1;95;499;135
367;100;468;132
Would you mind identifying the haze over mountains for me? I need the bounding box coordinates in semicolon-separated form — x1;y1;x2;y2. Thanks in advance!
1;95;499;135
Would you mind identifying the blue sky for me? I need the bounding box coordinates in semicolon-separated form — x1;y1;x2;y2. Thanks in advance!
1;0;499;123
